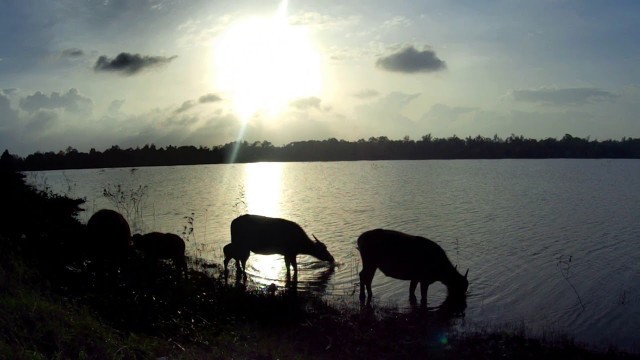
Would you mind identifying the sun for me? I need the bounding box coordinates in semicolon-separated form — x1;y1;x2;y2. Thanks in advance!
213;1;323;121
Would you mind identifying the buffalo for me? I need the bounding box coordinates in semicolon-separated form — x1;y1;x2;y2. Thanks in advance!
86;209;131;262
227;214;335;280
132;232;187;275
357;229;468;304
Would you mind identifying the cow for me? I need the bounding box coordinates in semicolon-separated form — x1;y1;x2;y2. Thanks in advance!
86;209;131;262
132;232;187;275
229;214;335;280
357;229;469;305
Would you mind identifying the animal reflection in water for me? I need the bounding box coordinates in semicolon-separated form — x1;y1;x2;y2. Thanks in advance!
229;256;336;295
223;214;335;285
357;229;469;307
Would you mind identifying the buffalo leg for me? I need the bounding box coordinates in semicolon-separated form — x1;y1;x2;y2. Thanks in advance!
284;257;291;279
224;256;231;280
239;258;247;279
290;256;298;280
359;265;376;302
420;281;429;304
238;250;249;279
409;280;419;300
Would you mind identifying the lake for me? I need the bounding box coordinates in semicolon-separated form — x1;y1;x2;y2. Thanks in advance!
27;159;640;352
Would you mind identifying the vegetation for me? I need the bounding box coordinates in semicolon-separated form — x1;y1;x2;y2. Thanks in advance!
4;133;640;171
1;165;638;359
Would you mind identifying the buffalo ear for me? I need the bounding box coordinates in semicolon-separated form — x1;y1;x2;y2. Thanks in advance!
464;269;469;279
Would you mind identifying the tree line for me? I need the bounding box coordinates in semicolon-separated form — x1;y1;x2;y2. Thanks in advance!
3;133;640;171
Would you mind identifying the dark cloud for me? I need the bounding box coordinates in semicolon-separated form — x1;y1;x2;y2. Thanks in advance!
199;93;222;103
509;87;618;105
376;46;446;73
61;48;84;58
94;52;177;75
174;93;223;114
175;100;195;114
290;97;322;110
19;88;93;115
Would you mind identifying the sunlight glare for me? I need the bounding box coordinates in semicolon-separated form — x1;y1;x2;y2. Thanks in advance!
249;254;288;286
244;162;283;217
213;0;323;121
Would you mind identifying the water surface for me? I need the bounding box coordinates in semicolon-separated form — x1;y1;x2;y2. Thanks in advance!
29;159;640;352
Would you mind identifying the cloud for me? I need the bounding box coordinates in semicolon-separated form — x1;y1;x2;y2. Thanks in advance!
199;93;221;103
290;97;322;110
352;89;380;100
176;15;231;48
19;88;93;115
353;92;421;138
94;52;177;75
26;110;58;133
288;12;361;30
175;100;196;114
61;48;84;58
376;46;446;74
508;87;618;106
421;103;478;120
0;92;19;127
381;16;412;30
175;93;223;113
107;99;125;116
418;103;479;135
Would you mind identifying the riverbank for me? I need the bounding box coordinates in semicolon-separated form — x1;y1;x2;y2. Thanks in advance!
2;246;635;360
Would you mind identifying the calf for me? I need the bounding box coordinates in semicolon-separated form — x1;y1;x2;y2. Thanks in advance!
223;242;248;280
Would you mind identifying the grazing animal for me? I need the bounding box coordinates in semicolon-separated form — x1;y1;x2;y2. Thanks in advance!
132;232;187;274
357;229;469;304
86;209;131;261
223;242;247;279
230;214;335;279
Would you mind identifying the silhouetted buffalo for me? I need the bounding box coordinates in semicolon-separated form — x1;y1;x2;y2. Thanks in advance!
132;232;187;274
86;209;131;261
228;214;335;279
357;229;468;304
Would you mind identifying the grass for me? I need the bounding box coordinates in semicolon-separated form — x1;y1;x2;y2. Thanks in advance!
1;167;639;359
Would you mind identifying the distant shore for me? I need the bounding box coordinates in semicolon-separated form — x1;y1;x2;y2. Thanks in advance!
3;133;640;171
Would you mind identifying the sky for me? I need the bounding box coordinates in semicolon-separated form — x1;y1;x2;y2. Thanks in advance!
1;0;640;156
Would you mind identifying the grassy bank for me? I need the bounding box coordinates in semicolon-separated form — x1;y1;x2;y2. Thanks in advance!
1;168;637;359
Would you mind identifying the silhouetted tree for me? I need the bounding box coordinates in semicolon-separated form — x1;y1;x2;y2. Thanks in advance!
9;134;640;171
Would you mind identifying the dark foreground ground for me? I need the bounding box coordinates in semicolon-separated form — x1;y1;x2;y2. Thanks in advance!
1;168;638;359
